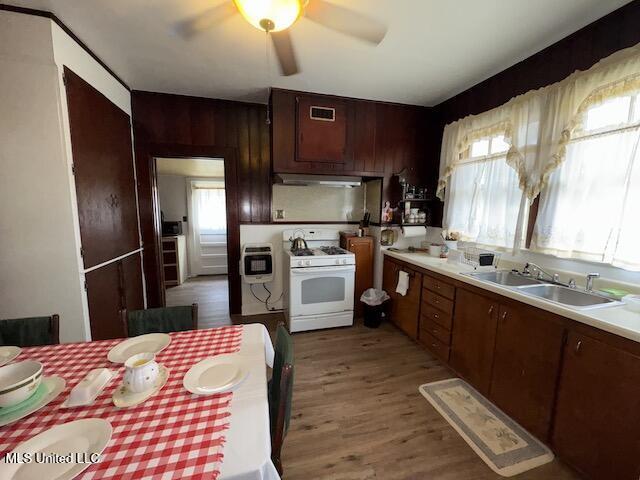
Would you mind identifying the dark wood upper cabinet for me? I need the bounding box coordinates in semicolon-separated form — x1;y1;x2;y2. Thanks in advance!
296;95;350;164
64;68;139;268
552;332;640;480
450;288;499;394
271;89;433;180
489;304;565;442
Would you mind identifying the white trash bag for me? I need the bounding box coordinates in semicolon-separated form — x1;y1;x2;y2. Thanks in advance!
360;288;390;306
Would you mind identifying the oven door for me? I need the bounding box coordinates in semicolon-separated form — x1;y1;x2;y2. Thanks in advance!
289;265;355;317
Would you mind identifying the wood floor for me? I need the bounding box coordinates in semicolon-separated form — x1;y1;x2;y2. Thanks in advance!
279;320;581;480
165;275;230;328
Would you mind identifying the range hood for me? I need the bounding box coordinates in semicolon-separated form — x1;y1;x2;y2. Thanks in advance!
275;174;362;188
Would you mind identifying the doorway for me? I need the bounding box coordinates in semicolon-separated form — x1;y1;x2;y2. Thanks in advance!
155;157;230;328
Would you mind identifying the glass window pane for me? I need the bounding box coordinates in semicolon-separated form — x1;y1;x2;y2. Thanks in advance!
470;139;489;157
633;94;640;123
584;96;632;131
491;135;509;154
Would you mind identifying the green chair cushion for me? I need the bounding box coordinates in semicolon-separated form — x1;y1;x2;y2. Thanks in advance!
0;317;54;347
269;324;294;437
127;306;195;337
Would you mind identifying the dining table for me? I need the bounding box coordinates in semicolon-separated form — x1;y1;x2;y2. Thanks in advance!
0;323;281;480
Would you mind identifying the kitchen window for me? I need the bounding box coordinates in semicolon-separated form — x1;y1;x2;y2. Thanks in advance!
531;93;640;269
444;134;525;249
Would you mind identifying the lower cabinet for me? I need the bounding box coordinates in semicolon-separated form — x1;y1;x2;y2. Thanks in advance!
450;288;498;394
382;257;422;340
489;304;565;442
85;252;144;340
552;332;640;480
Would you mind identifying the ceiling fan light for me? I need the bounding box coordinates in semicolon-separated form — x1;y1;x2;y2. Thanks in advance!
233;0;301;32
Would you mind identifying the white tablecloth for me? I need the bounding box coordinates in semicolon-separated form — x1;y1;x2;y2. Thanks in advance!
219;323;280;480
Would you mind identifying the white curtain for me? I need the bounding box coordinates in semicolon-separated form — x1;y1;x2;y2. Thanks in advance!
437;42;640;261
444;155;524;249
194;188;227;233
531;125;640;270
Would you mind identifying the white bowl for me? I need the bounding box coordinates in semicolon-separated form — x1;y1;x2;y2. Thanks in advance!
0;360;43;408
622;295;640;313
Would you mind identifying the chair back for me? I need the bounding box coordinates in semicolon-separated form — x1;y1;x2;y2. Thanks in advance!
122;304;198;337
269;323;294;475
0;315;60;347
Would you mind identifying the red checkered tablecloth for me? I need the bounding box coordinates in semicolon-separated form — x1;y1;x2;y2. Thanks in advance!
0;326;243;479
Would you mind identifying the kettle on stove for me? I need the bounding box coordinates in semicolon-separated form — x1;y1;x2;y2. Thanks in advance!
290;236;308;251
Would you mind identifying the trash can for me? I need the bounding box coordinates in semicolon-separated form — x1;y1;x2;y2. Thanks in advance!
360;288;390;328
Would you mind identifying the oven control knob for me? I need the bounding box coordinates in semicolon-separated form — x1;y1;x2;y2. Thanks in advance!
297;260;303;267
305;260;311;266
342;259;348;264
335;259;340;265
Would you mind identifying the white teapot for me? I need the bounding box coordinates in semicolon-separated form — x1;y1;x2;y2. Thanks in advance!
123;353;159;393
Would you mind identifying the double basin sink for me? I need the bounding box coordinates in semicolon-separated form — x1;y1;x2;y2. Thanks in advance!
465;271;618;310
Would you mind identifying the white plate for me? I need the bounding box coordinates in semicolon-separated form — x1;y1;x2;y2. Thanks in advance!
112;364;169;408
0;376;66;428
0;418;112;480
0;347;21;367
183;354;249;395
107;333;171;363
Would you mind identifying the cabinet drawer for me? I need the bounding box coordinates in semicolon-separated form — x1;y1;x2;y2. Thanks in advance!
420;317;451;345
423;275;455;300
421;304;453;330
419;331;451;362
423;289;454;316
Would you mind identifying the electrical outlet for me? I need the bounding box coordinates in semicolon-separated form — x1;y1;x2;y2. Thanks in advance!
274;209;285;220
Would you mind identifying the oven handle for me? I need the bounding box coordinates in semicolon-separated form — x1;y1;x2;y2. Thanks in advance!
291;266;355;275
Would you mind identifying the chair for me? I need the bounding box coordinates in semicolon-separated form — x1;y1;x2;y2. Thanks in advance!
0;315;60;347
121;304;198;337
269;323;294;475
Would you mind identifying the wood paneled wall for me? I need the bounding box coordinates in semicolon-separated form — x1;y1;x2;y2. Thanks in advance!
436;0;640;125
131;91;271;310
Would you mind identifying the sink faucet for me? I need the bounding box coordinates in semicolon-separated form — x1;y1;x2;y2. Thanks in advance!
524;263;555;282
586;273;600;292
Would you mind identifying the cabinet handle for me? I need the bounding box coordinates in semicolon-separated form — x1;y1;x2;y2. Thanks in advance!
488;305;494;315
435;284;440;289
501;311;508;321
434;313;439;319
575;341;582;353
432;328;438;335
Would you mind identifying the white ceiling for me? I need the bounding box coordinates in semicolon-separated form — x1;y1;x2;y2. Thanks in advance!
156;157;225;177
7;0;631;105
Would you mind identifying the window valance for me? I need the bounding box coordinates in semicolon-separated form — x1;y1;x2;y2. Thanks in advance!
437;43;640;202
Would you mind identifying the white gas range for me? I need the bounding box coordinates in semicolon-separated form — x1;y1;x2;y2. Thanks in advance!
282;229;355;333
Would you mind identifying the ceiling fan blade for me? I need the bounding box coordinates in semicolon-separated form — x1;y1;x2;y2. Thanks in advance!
304;0;387;45
271;31;300;76
173;2;237;39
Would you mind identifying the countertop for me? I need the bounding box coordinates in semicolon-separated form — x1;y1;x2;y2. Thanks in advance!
383;250;640;344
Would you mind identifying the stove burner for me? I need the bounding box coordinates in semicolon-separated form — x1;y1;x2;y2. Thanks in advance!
291;248;314;256
319;246;348;255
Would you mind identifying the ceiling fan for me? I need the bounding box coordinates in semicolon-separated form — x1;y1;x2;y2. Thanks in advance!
175;0;388;76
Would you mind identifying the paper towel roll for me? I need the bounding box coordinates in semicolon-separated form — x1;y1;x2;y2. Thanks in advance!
401;226;426;238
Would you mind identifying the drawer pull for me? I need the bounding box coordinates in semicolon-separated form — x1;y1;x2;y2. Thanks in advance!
432;329;438;335
434;313;440;319
435;284;440;289
432;343;437;348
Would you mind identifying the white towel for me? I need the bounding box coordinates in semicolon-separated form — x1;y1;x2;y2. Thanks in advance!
396;271;409;296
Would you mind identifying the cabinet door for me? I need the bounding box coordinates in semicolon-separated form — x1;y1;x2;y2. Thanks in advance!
347;237;374;317
450;289;498;394
121;253;144;312
392;268;422;340
64;67;139;268
85;262;125;341
489;304;565;441
296;95;349;164
552;332;640;480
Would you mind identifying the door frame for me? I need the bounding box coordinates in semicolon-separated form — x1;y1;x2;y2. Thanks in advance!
147;144;241;314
